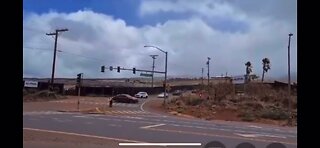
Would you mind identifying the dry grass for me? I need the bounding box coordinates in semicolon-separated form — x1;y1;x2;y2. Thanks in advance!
23;90;66;102
167;82;297;125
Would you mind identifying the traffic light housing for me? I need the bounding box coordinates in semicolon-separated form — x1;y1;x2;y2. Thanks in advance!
117;66;120;73
133;68;136;74
76;73;82;83
109;66;113;71
101;66;105;72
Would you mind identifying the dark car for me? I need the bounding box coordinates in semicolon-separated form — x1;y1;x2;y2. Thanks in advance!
111;94;138;103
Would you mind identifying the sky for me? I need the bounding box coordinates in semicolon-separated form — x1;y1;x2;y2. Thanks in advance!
23;0;297;81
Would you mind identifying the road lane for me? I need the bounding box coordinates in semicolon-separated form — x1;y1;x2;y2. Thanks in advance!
24;112;296;148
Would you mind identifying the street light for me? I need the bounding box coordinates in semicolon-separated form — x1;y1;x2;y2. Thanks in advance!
144;45;168;104
287;33;293;126
150;55;158;88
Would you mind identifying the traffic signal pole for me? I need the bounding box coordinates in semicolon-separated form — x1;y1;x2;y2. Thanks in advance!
76;73;83;111
101;66;165;74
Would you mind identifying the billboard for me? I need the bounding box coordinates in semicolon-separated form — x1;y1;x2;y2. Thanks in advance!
24;81;38;88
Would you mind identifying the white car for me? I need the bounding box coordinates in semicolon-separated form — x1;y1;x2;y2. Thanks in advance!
135;92;148;98
157;92;169;98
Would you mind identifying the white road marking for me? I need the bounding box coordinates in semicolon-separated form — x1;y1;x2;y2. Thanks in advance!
73;115;91;118
141;123;166;129
248;125;263;129
234;133;259;138
119;143;201;146
140;99;149;111
234;133;287;139
122;116;143;119
23;128;144;143
108;124;121;127
255;133;287;139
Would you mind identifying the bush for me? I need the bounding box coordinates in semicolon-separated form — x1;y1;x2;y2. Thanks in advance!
259;108;288;120
177;106;184;113
185;97;204;106
241;101;264;111
245;83;274;96
212;83;234;102
239;112;256;122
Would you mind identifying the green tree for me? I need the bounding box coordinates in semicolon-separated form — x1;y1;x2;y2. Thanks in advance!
261;58;271;82
245;61;252;83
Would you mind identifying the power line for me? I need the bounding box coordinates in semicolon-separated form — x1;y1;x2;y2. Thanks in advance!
23;27;47;34
24;46;51;50
23;47;105;63
59;51;105;63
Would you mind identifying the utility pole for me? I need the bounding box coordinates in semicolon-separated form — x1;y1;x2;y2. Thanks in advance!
288;33;293;126
206;57;211;99
201;68;204;85
46;28;68;90
150;55;158;88
207;57;211;86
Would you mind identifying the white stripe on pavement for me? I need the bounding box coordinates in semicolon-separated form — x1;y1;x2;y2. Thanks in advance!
141;123;166;129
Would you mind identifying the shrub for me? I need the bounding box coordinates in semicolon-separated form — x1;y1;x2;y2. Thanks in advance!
239;112;256;122
185;97;204;106
259;108;288;120
241;101;264;111
177;106;184;113
245;83;274;96
212;83;234;102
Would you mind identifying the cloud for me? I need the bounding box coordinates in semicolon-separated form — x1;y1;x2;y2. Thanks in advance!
23;0;297;81
139;0;240;18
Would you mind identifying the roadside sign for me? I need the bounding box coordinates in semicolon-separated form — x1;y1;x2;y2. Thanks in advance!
232;75;245;84
140;73;153;77
24;81;38;88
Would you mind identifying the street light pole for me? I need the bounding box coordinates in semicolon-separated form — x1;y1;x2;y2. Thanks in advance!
288;33;293;126
144;45;168;104
150;55;158;88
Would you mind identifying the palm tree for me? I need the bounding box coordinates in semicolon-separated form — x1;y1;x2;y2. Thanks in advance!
245;61;252;83
261;58;271;82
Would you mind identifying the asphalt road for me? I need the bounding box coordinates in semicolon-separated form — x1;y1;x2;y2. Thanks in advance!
23;97;297;148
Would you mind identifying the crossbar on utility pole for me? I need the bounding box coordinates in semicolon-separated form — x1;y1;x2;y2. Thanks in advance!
46;28;68;90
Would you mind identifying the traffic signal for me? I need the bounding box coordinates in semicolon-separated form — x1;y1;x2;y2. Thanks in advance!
109;66;113;71
76;73;82;83
117;66;120;73
133;68;136;74
101;66;105;72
